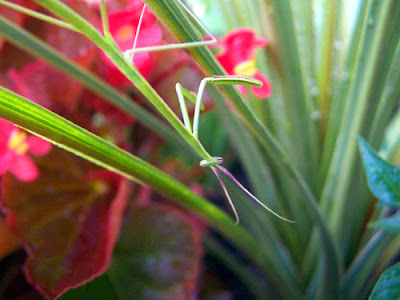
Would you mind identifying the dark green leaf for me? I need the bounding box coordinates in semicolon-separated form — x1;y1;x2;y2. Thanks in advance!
59;273;118;300
370;262;400;299
359;137;400;207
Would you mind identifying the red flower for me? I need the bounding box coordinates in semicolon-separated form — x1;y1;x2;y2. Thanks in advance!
0;119;51;182
101;3;162;86
216;28;272;99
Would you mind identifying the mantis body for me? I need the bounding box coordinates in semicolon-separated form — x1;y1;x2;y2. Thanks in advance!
121;0;294;225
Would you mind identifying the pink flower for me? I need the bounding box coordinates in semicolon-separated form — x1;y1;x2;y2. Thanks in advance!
0;119;51;182
101;3;163;86
216;28;272;99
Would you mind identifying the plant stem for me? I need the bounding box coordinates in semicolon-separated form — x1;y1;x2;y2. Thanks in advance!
263;0;320;194
316;0;340;136
0;0;78;31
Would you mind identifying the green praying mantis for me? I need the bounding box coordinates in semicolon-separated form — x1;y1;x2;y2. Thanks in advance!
120;0;294;225
0;0;293;224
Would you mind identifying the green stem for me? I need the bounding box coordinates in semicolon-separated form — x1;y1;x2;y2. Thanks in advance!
0;0;78;31
319;0;369;187
316;0;341;136
263;0;320;194
99;0;112;41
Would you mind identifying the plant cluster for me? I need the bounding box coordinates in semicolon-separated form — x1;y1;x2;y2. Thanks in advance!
0;0;400;299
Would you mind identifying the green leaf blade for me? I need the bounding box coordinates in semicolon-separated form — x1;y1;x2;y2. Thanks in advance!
370;262;400;300
359;137;400;207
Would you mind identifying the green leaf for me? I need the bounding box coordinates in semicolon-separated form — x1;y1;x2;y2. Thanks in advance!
373;215;400;233
370;262;400;300
59;273;118;300
359;137;400;207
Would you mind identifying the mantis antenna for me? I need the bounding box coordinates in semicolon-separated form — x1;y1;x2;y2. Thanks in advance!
123;0;294;225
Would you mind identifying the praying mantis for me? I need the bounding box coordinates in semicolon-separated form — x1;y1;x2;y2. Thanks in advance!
119;0;294;225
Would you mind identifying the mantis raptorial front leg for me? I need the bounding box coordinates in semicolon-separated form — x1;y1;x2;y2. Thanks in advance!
112;0;294;225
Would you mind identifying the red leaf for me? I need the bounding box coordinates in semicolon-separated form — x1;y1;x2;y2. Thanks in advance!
1;147;130;299
0;216;20;261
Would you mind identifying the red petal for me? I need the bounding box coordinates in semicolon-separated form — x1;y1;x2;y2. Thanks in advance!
108;8;158;51
249;72;272;99
0;152;14;175
216;51;235;74
217;28;268;69
8;155;39;182
133;52;153;77
136;25;163;47
26;136;52;156
222;28;259;64
0;118;15;139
